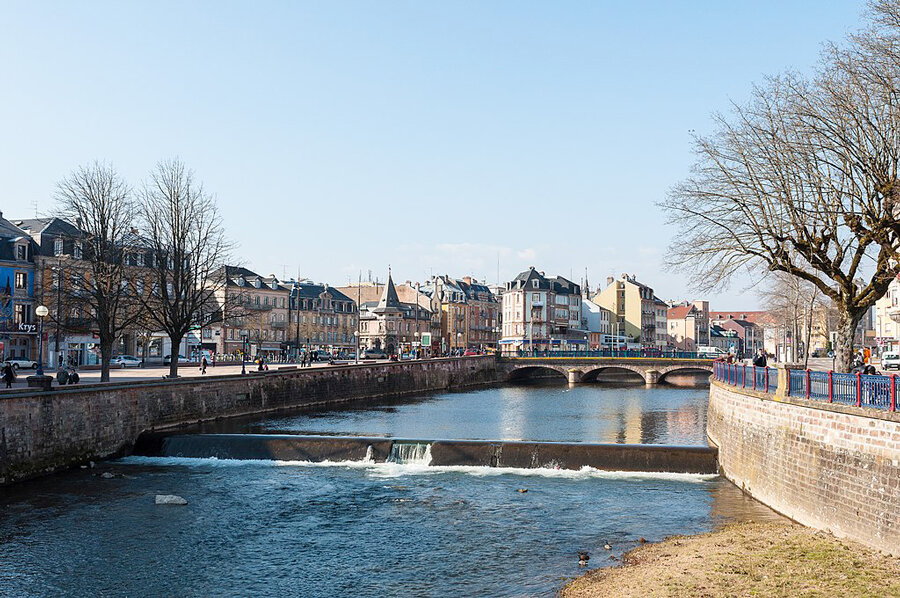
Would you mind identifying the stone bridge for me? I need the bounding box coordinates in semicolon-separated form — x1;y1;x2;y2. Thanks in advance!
501;356;714;385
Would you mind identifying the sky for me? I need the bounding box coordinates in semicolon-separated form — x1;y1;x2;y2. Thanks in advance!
0;1;867;308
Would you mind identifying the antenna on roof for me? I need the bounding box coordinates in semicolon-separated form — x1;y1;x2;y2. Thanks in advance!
32;200;38;218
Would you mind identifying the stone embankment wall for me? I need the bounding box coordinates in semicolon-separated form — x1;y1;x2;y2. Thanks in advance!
0;357;501;484
707;380;900;555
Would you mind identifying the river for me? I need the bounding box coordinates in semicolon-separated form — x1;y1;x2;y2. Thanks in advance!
0;380;782;597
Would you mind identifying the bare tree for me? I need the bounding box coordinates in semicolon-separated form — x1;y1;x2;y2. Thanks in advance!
760;272;825;367
55;162;142;381
663;6;900;371
138;159;232;378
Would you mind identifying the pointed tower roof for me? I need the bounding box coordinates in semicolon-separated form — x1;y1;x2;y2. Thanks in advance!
372;269;402;314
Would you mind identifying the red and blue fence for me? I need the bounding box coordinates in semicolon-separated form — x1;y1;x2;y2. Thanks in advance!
713;361;897;411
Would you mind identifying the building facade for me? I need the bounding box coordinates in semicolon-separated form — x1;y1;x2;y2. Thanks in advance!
500;267;585;353
286;281;357;356
0;214;37;363
355;272;431;355
594;274;657;346
874;277;900;353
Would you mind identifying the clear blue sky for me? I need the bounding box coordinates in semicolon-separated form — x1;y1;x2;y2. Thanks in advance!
1;1;866;308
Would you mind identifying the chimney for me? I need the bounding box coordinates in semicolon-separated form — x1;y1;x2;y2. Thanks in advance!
463;276;472;284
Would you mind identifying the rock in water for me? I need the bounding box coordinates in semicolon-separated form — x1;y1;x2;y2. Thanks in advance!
100;472;115;479
155;494;188;506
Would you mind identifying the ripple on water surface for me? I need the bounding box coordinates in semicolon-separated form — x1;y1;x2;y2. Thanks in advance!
0;456;783;598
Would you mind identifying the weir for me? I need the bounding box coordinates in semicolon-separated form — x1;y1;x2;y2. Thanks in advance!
133;433;719;474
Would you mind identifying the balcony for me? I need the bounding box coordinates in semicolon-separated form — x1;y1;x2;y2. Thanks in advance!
271;321;287;329
889;305;900;323
243;302;273;311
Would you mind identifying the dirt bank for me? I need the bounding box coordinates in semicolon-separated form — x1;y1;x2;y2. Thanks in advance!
562;521;900;598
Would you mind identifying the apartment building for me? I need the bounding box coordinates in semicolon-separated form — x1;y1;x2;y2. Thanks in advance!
593;274;657;346
499;267;585;353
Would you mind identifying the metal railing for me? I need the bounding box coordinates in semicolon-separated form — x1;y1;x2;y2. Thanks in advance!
713;361;896;411
511;349;711;359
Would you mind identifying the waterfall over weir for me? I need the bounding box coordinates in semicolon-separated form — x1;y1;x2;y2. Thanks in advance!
133;433;718;473
387;443;433;465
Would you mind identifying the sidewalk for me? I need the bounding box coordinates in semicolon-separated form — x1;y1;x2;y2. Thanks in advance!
0;359;387;390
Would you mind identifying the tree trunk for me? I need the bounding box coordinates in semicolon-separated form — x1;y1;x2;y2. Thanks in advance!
835;307;864;373
169;335;183;379
99;337;113;382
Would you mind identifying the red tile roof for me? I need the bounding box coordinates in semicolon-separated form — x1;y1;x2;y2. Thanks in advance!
667;305;694;320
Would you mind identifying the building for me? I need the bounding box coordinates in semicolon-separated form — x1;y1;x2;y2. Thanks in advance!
337;277;437;355
581;295;612;349
653;297;669;348
354;272;431;355
874;277;900;353
499;267;585;353
286;280;357;356
593;274;657;346
421;275;500;352
709;312;764;357
0;213;37;363
212;266;291;360
667;304;702;351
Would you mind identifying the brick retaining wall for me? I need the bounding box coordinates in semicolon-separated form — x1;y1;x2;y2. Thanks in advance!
708;380;900;555
0;357;501;484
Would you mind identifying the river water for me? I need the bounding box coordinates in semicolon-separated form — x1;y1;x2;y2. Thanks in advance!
0;381;782;597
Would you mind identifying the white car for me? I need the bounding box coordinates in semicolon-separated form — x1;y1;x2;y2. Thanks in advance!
112;355;142;368
696;346;727;359
3;358;37;370
882;352;900;370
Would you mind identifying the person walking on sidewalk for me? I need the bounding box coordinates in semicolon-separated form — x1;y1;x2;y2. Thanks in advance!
2;362;15;388
200;355;208;375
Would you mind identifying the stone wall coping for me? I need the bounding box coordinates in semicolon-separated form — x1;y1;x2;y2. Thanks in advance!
710;378;900;424
0;356;492;401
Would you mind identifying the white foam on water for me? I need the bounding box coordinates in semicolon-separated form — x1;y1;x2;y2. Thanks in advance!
116;455;717;483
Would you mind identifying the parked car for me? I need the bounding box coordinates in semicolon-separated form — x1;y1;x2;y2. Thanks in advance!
163;354;191;365
882;352;900;370
361;349;387;360
3;358;37;370
463;349;480;356
112;355;142;368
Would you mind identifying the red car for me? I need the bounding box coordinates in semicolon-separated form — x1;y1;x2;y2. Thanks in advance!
463;349;480;356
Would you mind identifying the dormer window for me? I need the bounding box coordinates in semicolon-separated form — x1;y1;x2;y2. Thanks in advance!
54;238;63;256
254;279;262;289
136;252;144;267
74;241;82;259
532;280;538;288
237;277;245;287
270;281;277;290
16;243;27;261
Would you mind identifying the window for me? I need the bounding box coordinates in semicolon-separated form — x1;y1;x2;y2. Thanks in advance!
14;272;27;290
16;244;27;261
74;241;83;259
13;304;30;324
54;238;63;256
136;252;143;267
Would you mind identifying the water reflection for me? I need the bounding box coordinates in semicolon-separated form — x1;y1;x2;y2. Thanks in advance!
241;383;711;445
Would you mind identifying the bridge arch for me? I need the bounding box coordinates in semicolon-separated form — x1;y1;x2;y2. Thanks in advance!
657;365;713;384
580;365;648;384
506;365;570;383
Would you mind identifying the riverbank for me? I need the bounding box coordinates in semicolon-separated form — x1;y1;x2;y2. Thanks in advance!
562;521;900;597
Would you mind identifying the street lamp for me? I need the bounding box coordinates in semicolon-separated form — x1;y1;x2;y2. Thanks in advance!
456;332;462;353
35;305;49;377
240;330;248;375
414;331;420;359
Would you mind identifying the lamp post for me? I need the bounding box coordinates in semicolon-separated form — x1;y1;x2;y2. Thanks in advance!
240;330;248;375
414;331;420;359
35;305;49;376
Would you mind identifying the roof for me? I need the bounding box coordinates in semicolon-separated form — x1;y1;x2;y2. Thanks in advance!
667;305;696;320
709;311;768;324
372;271;402;314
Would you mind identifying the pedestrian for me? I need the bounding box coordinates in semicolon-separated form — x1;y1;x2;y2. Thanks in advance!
2;362;15;389
200;355;208;375
752;349;767;368
257;356;264;372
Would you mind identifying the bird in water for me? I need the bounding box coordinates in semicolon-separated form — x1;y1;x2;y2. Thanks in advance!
604;542;612;551
517;488;528;493
578;551;590;566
